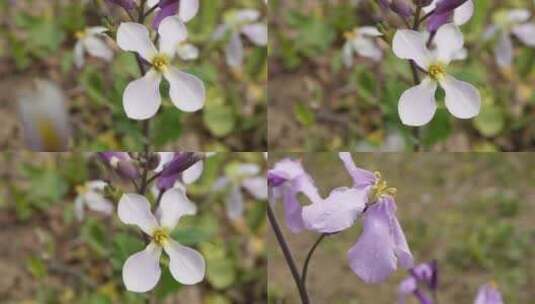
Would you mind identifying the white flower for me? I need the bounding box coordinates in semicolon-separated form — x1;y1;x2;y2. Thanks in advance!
118;188;205;292
74;180;113;221
213;9;268;67
117;16;205;120
484;9;535;68
74;27;114;68
393;23;481;126
423;0;474;26
213;163;267;220
342;26;383;67
17;79;71;151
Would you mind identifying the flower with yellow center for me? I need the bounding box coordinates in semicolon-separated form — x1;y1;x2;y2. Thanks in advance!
342;26;383;67
368;171;397;204
73;26;113;69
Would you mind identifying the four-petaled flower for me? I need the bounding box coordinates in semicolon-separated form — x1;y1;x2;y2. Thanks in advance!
117;16;205;120
118;188;205;292
74;27;114;68
342;26;383;67
393;23;481;126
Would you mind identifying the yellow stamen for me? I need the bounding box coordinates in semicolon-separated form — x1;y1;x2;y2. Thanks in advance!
368;171;397;203
344;30;357;40
75;30;86;40
151;54;169;73
37;118;63;152
428;63;446;81
152;228;169;247
75;184;87;194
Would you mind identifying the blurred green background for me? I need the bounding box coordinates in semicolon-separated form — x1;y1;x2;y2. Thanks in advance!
0;0;267;151
0;152;267;303
268;0;535;151
268;153;535;303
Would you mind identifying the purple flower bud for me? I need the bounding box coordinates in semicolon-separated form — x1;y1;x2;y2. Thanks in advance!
426;0;469;32
379;0;414;18
106;0;136;10
152;0;179;29
157;152;202;191
433;0;468;14
98;152;140;179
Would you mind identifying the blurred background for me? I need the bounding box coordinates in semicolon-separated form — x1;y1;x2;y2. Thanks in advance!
0;152;267;303
268;153;535;303
0;0;267;151
268;0;535;151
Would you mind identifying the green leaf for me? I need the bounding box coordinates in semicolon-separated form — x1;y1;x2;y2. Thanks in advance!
203;104;236;137
26;256;47;279
152;109;182;147
294;102;315;126
474;105;505;137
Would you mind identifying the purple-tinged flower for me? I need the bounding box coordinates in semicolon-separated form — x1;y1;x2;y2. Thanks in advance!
106;0;136;10
424;0;473;32
99;152;140;179
155;152;203;191
268;159;322;233
474;283;504;304
398;261;438;304
379;0;413;18
148;0;199;29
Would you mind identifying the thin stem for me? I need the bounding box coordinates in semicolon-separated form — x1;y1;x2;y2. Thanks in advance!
301;234;327;296
144;4;159;19
408;5;424;152
267;202;309;304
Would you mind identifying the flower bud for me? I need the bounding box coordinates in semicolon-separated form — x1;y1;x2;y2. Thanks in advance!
106;0;136;10
157;152;203;190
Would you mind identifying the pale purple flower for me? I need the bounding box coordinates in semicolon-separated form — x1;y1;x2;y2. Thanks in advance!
99;152;140;179
424;0;474;32
213;9;268;67
474;283;504;304
483;9;535;68
342;26;383;67
398;261;438;304
118;189;205;292
393;23;481;126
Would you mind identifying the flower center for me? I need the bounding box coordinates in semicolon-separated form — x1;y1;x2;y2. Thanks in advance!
428;63;446;81
151;54;169;73
75;184;87;194
344;30;357;40
368;171;397;203
75;30;86;39
152;228;169;247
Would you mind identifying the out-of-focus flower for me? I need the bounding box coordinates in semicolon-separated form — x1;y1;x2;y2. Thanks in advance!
117;16;205;119
342;26;383;67
155;152;204;191
424;0;474;32
213;163;267;220
74;180;114;221
393;23;480;126
99;152;140;179
213;9;268;67
74;27;113;68
118;189;205;292
147;0;199;29
474;282;504;304
398;261;438;304
484;9;535;68
17;79;71;151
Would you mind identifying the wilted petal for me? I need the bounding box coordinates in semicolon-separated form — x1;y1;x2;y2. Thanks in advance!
303;187;367;233
226;185;244;219
118;193;159;235
495;31;513;68
434;23;464;63
393;29;433;70
123;70;162;120
241;23;268;46
157;188;197;229
242;176;268;200
511;23;535;46
164;239;205;285
474;283;504;304
398;78;438;126
164;67;205;112
182;160;203;184
117;22;157;62
158;16;188;56
122;243;162;292
338;152;376;189
440;75;481;119
226;32;244;67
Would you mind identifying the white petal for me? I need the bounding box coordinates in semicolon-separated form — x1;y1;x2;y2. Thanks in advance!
507;9;531;24
358;26;383;37
242;176;268;200
158;16;188;57
164;239;205;285
157;188;197;229
226;185;244;219
342;42;354;68
118;193;159;235
122;243;162;292
177;43;199;61
234;9;260;23
495;31;513;68
84;191;114;215
74;196;85;221
434;23;464;64
392;29;432;70
482;25;499;41
353;37;382;61
512;23;535;46
86;26;108;35
83;36;113;62
147;0;159;8
241;23;268;46
236;163;261;176
178;0;199;23
182;161;203;184
117;22;157;62
398;78;438;126
155;152;175;173
87;180;108;190
453;0;474;25
164;67;205;112
226;32;244;67
74;41;85;68
123;70;162;120
440;75;481;119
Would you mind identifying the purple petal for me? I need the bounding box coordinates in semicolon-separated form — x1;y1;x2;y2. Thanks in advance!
474;283;504;304
281;187;306;233
385;198;414;269
152;1;178;29
157;152;202;191
427;11;453;32
338;152;376;189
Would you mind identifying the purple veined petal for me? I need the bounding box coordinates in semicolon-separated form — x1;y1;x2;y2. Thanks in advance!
123;70;162;120
122;243;162;292
302;187;367;233
347;200;398;283
439;74;481;119
383;197;414;269
494;31;513;68
398;78;438;127
474;283;504;304
241;23;268;46
338;152;376;189
392;29;433;70
225;31;244;67
269;159;322;203
154;152;175;173
182;160;203;184
511;23;535;47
